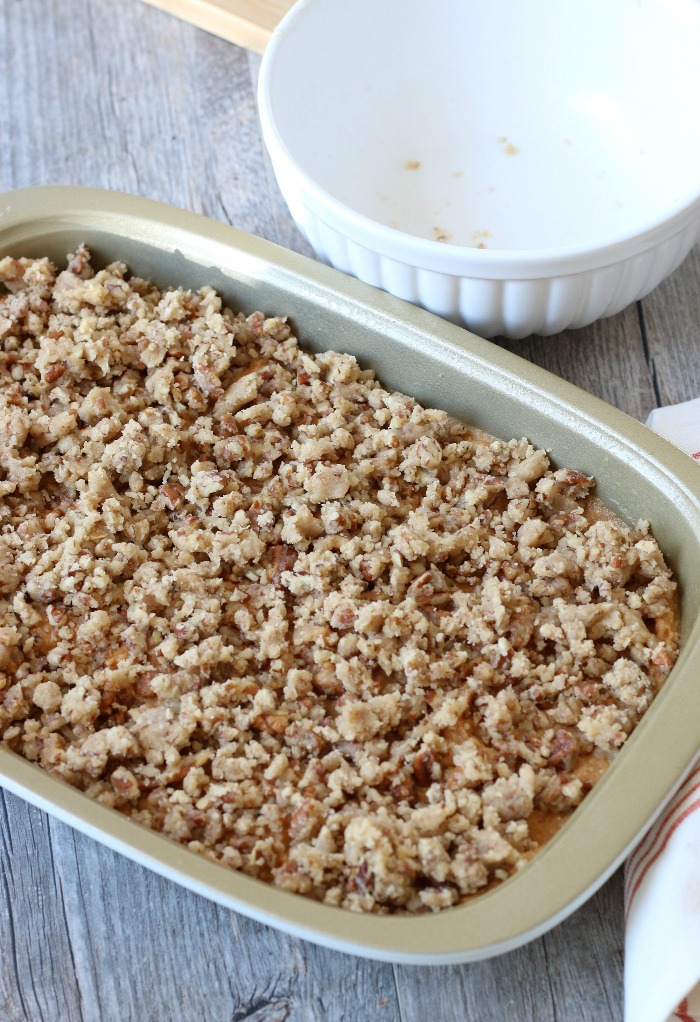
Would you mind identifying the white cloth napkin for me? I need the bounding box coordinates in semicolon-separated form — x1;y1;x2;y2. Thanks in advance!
624;398;700;1022
646;397;700;462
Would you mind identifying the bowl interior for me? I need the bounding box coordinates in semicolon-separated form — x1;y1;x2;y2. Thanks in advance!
265;0;700;251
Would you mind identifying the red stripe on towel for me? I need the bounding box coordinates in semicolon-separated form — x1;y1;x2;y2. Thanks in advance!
674;996;695;1021
625;794;700;923
625;767;700;906
626;785;700;914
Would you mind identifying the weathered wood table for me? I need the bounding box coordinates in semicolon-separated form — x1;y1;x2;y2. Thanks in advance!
1;3;698;1019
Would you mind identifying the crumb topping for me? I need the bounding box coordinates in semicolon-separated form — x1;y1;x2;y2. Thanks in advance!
0;249;679;913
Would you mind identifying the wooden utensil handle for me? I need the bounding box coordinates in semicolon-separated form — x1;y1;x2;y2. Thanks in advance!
139;0;294;52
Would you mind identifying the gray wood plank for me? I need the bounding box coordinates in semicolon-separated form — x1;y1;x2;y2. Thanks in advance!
543;870;625;1022
0;0;299;243
0;790;85;1022
4;790;402;1022
393;872;624;1022
640;246;700;407
5;0;694;1020
0;4;403;1020
2;778;623;1022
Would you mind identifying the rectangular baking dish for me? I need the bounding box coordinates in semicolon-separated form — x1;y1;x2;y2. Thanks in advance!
1;185;700;964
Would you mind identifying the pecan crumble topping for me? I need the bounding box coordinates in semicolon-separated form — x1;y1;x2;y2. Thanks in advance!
0;249;679;913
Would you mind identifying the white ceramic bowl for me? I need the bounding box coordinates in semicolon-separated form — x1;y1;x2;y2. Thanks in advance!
258;0;700;339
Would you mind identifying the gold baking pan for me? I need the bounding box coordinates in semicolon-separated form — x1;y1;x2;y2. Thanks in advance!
1;185;699;963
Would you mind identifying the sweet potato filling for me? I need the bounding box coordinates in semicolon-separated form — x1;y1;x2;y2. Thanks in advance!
0;249;678;913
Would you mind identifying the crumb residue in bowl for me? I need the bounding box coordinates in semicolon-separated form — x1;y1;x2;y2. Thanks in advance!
496;137;520;157
471;230;492;249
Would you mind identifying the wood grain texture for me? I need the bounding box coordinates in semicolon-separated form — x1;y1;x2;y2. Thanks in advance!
641;246;700;407
0;2;698;1021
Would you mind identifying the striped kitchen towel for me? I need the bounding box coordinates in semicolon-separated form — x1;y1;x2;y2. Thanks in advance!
624;397;700;1022
625;763;700;1022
